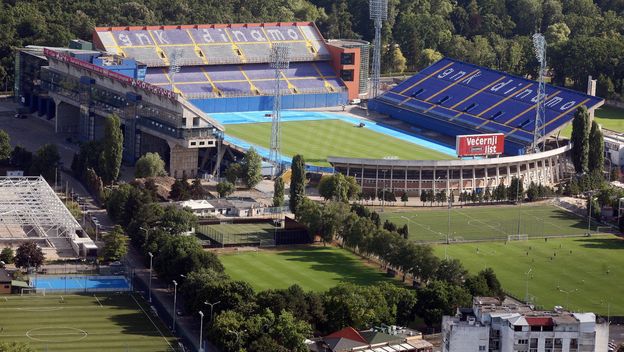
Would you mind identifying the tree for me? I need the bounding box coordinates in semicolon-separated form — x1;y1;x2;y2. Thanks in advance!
134;152;167;178
571;106;590;174
100;114;123;184
0;130;10;162
290;155;306;213
507;177;524;202
273;177;285;207
29;144;60;182
225;163;242;184
106;184;133;223
170;175;191;201
160;205;197;235
0;247;14;264
0;342;36;352
241;148;262;189
102;225;128;262
435;258;468;285
10;145;32;171
14;242;44;269
401;192;409;206
216;181;235;198
588;121;604;176
322;283;391;332
190;178;206;199
416;280;471;327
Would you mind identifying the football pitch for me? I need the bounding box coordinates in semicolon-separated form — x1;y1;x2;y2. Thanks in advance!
433;235;624;316
560;105;624;136
219;246;392;292
380;203;596;243
224;119;451;166
0;293;178;351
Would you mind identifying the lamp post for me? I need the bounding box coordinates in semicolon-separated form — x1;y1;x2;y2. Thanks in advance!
198;311;205;352
525;267;533;303
587;191;593;235
140;226;150;247
172;280;178;333
381;169;388;211
204;300;221;324
147;252;153;303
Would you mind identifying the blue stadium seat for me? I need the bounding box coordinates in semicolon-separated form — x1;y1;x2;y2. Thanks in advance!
372;57;604;152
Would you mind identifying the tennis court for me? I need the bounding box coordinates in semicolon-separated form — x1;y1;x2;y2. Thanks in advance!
196;223;277;246
31;276;131;293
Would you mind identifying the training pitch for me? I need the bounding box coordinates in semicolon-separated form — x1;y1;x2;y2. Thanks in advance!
380;203;596;243
433;235;624;316
219;246;392;292
561;105;624;136
0;293;178;351
224;119;451;166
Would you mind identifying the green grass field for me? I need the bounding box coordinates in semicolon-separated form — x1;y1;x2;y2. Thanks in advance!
560;105;624;136
380;204;596;243
433;235;624;315
197;223;276;245
219;246;392;292
0;293;178;351
224;119;451;166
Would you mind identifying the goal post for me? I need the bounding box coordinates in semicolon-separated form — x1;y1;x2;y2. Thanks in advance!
596;226;613;234
20;287;45;296
507;234;529;241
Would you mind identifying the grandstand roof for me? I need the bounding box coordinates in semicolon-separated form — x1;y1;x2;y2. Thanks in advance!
374;57;604;147
93;22;330;67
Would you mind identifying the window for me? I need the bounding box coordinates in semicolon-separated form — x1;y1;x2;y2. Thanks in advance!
437;96;451;105
530;338;538;348
517;339;528;345
341;69;354;81
411;88;425;97
570;339;578;348
479;346;486;351
340;53;355;65
464;102;478;113
514;326;523;332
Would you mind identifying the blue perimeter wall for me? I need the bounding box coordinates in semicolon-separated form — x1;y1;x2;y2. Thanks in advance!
190;92;347;113
369;100;527;156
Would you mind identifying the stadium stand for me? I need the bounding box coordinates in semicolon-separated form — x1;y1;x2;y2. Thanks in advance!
369;58;604;155
93;23;347;112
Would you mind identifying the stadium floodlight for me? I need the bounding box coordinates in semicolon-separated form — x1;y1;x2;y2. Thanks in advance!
532;33;547;152
269;43;291;178
168;48;183;91
369;0;388;99
147;251;153;303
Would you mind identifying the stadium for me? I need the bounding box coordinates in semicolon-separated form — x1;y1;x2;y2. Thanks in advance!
14;22;603;194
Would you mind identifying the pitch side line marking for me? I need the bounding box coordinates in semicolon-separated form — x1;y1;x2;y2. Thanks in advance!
94;295;103;308
130;294;174;349
453;209;506;235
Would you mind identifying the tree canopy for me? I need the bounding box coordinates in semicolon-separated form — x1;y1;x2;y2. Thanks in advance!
135;152;167;178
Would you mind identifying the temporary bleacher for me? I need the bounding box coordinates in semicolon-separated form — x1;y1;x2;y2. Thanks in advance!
369;57;604;155
93;22;346;112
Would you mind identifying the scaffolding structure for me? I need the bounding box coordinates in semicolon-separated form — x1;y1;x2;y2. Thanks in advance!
369;0;388;99
269;43;291;177
0;176;82;239
532;33;547;152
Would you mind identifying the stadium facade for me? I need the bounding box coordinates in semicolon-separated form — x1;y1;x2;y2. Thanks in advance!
330;58;604;196
14;22;368;177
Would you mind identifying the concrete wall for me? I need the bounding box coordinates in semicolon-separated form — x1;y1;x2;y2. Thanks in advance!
169;142;199;178
54;100;80;134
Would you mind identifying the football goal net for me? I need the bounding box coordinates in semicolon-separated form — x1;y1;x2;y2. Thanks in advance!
20;287;45;296
596;226;613;234
507;234;529;241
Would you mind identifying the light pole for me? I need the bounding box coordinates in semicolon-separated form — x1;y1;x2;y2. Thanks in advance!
204;300;221;324
198;311;205;352
587;191;593;235
516;177;522;236
147;252;153;303
525;267;533;303
172;280;178;333
381;169;387;211
140;226;150;247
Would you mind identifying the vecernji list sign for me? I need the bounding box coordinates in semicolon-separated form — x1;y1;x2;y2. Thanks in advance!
456;133;504;157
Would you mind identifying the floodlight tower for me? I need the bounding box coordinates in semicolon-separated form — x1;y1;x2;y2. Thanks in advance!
369;0;388;99
269;43;291;177
532;33;547;152
168;48;183;92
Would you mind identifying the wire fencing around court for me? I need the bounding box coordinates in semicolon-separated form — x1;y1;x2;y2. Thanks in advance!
30;275;132;293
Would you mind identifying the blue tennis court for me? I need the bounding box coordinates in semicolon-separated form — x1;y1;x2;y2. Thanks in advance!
31;275;131;292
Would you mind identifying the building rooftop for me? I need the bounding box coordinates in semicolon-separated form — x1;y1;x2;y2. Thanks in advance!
0;268;11;283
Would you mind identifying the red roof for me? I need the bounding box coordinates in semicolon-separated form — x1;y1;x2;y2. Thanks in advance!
326;327;368;344
525;317;554;326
